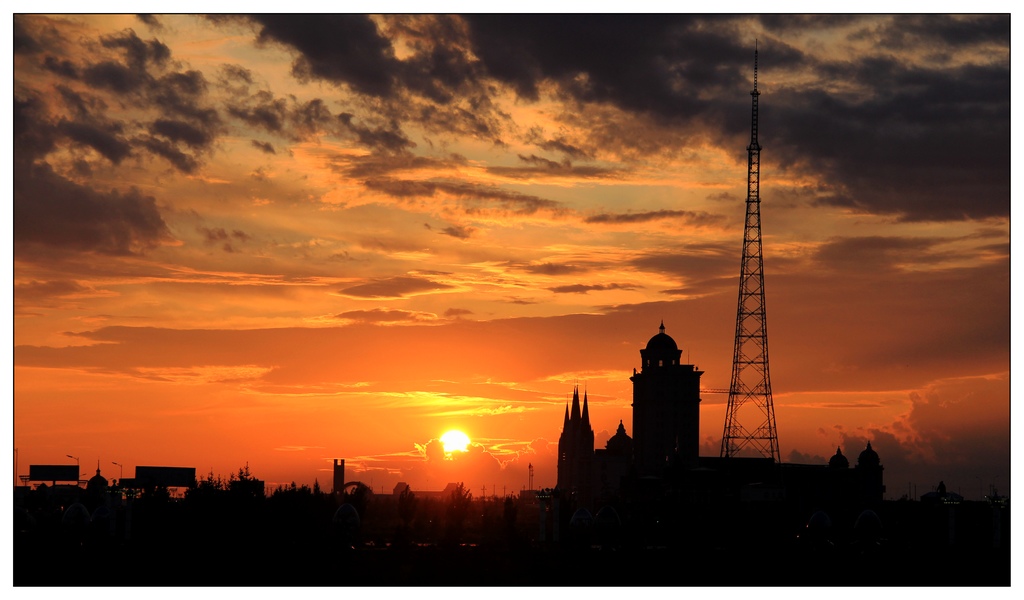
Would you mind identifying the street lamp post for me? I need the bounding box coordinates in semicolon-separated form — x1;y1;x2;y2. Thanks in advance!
66;454;80;485
112;461;124;483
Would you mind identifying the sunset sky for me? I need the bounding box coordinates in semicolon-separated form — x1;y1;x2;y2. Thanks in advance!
10;13;1010;501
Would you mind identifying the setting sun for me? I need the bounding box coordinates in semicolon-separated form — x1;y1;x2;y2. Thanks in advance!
440;430;471;454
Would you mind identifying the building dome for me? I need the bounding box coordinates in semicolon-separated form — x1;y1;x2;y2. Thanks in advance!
605;420;633;456
62;503;91;528
806;510;832;531
87;468;108;492
645;322;678;352
332;503;361;534
570;508;594;528
595;505;621;528
854;509;882;541
858;442;880;468
828;447;849;469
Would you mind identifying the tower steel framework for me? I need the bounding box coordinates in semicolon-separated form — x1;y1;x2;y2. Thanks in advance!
720;46;780;462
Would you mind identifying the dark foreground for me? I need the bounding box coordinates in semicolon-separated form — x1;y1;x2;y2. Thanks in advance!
16;536;1010;586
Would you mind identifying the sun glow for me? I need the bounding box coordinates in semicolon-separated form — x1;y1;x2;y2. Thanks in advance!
440;430;471;454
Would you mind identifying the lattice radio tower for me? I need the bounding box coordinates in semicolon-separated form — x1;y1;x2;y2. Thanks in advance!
720;44;780;462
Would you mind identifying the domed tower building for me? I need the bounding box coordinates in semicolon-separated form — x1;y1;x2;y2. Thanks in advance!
630;322;704;475
856;442;885;504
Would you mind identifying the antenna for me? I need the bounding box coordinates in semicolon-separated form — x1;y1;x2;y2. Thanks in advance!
720;45;780;463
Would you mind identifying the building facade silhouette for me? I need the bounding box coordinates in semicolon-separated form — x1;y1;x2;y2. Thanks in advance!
557;323;700;498
631;322;703;474
557;386;594;498
555;323;887;512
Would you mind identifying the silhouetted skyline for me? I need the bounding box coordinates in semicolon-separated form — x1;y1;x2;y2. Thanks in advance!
12;14;1009;503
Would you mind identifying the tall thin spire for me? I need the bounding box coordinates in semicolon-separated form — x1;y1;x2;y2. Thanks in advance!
570;385;581;422
581;390;591;427
720;45;780;463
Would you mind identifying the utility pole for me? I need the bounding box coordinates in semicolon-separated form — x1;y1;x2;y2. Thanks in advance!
721;42;781;462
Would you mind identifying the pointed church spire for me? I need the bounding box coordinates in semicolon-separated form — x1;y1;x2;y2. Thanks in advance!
659;320;665;334
570;385;581;422
563;402;570;427
581;389;591;428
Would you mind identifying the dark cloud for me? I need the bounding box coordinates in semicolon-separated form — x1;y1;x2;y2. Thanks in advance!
363;177;561;216
218;63;254;86
15;87;173;255
787;449;828;465
249;15;399;97
136;14;163;30
585;209;726;226
150;71;219;126
525;128;593;160
630;242;737;283
227;90;288;132
78;30;171;95
13;95;59;161
14;161;172;257
444;308;473;318
56;118;132;164
519;262;587;276
238;15;509;145
14;280;90;304
339;275;454;299
338;153;454;179
549;283;639;294
251;140;276;154
226;90;411;151
771;58;1009;221
43;55;80;78
809;235;995;273
138;136;200;173
447;15;1007;222
860;14;1009;51
100;27;170;69
337;112;414;153
465;15;748;117
425;222;475;240
336;308;436;323
388;15;483;105
150;118;214;148
486;154;617;180
21;26;222;173
13;16;43;54
198;227;251;253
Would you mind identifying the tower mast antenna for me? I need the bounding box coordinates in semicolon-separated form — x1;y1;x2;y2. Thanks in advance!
720;44;780;463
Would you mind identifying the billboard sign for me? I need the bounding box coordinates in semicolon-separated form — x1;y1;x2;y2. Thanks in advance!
133;466;196;488
29;465;80;482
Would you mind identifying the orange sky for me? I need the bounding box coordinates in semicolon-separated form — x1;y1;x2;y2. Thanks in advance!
10;14;1011;500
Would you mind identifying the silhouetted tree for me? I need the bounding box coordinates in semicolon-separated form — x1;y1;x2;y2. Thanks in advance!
443;482;472;547
398;485;417;527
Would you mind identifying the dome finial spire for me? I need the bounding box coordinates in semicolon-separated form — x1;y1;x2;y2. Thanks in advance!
659;320;665;333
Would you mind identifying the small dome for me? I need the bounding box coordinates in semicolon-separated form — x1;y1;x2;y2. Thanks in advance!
570;508;593;527
645;322;679;352
806;510;832;531
828;447;849;469
605;420;633;455
333;503;361;533
62;503;91;528
854;509;882;540
91;505;114;523
87;469;108;492
858;442;880;467
595;505;621;528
